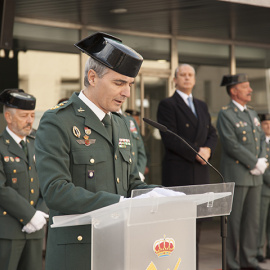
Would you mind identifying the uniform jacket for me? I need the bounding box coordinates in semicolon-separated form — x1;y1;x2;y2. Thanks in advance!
157;91;218;186
262;141;270;196
0;129;47;240
216;101;266;186
122;112;147;174
35;92;157;270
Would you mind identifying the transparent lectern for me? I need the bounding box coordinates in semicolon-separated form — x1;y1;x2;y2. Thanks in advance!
52;183;234;270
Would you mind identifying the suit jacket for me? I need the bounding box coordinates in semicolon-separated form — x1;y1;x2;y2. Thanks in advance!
216;101;266;186
35;92;157;270
157;91;218;186
122;112;147;175
0;129;47;240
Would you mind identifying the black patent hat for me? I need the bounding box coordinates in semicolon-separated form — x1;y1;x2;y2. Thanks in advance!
259;113;270;122
220;73;249;87
0;89;36;110
74;32;143;78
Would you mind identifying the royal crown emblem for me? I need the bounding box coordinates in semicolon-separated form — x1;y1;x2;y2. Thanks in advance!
153;236;175;257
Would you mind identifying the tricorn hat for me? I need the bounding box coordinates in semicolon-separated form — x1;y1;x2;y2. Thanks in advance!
74;32;143;78
0;89;36;110
258;113;270;122
220;73;249;87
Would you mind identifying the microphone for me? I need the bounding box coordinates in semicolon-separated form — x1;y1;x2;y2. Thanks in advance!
143;117;225;183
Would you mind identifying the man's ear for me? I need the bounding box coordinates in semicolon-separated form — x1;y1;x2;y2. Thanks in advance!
88;69;97;86
230;86;237;96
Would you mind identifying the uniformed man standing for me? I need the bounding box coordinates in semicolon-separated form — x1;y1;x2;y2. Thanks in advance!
122;109;147;181
257;113;270;263
217;74;268;270
0;89;48;270
35;32;158;270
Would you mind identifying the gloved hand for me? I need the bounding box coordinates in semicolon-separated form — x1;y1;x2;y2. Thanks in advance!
250;168;262;176
255;157;268;174
22;222;37;234
134;188;186;199
29;211;49;231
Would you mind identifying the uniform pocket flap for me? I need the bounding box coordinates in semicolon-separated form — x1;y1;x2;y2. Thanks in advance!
72;149;107;165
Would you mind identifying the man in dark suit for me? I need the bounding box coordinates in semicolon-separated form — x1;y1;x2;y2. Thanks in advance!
157;64;218;269
157;64;217;186
217;74;267;270
35;32;159;270
0;89;48;270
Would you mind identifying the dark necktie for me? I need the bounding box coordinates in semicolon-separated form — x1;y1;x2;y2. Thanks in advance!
20;140;28;158
102;114;113;140
187;96;197;117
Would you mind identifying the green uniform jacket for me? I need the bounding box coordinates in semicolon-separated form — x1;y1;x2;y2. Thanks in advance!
35;93;157;270
217;101;266;186
122;112;147;175
0;129;48;240
262;141;270;196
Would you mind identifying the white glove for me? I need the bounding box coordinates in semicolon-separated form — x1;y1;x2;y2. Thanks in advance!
134;188;186;199
29;211;49;231
22;222;37;234
255;158;268;174
250;168;262;176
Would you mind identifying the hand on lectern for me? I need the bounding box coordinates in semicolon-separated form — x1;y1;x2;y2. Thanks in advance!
133;188;186;199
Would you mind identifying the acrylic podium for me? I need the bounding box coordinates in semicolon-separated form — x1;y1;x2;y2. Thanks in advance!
52;183;234;270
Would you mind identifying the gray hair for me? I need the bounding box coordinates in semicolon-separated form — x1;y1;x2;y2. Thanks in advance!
174;64;196;78
3;105;15;115
84;57;109;87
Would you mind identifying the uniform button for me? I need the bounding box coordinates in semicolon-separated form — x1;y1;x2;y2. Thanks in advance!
243;131;246;134
3;211;7;215
129;158;132;163
267;148;270;152
186;123;189;128
116;177;120;183
31;189;34;194
29;166;31;170
255;138;258;141
31;178;34;182
13;169;16;173
115;154;117;160
253;129;256;133
236;160;239;164
266;155;269;158
132;152;135;156
256;146;259;150
20;219;23;223
90;158;95;164
242;137;247;142
77;235;83;241
30;200;34;205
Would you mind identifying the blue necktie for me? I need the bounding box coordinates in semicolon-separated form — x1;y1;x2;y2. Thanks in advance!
187;96;197;117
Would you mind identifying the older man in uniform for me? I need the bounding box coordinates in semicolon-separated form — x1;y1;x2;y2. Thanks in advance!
0;89;48;270
217;74;268;270
257;113;270;263
35;32;159;270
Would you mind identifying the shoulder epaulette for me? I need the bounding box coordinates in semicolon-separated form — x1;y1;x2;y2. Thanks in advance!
49;100;71;111
222;106;228;110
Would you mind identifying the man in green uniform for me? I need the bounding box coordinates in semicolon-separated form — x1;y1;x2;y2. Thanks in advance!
217;74;268;270
35;32;158;270
0;89;48;270
257;113;270;263
122;109;147;181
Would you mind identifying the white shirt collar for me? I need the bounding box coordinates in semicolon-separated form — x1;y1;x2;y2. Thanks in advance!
266;136;270;144
78;90;111;121
176;90;193;106
232;100;247;112
6;126;25;146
